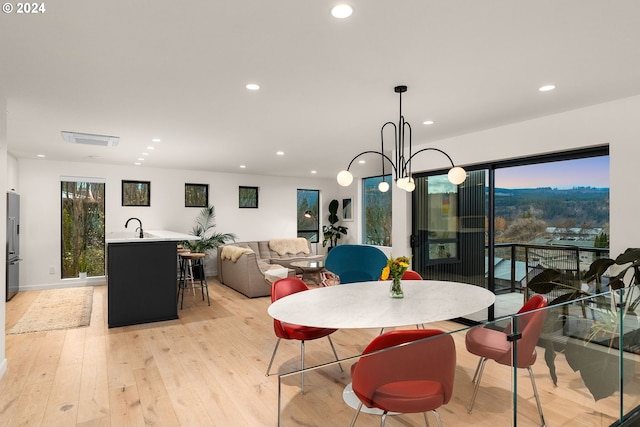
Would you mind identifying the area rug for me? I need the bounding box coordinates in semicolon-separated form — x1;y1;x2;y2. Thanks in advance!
9;287;94;334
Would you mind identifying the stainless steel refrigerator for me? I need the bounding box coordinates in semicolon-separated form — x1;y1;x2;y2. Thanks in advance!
6;191;20;301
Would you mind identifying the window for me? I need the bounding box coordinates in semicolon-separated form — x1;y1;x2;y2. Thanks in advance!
363;175;392;246
411;147;609;322
424;174;460;262
297;189;319;243
61;178;106;278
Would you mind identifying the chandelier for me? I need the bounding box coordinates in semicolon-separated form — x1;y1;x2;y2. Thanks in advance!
336;85;467;192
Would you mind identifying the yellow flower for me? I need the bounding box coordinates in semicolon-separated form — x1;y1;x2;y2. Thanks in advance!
381;255;411;280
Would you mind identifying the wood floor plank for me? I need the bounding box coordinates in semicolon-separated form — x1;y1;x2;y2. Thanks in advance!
77;334;109;425
132;363;180;426
2;281;638;426
107;384;145;427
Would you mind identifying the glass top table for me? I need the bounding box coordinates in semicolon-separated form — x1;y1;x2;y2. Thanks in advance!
290;260;325;285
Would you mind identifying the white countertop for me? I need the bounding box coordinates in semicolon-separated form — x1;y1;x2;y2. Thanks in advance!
105;229;200;243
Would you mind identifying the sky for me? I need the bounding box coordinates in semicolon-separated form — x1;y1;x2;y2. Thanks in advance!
495;156;609;189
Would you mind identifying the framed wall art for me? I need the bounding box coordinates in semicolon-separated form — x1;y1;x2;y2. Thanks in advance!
239;186;259;208
342;198;353;221
122;180;150;206
185;183;209;208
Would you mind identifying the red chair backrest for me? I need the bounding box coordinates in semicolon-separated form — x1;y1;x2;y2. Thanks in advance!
352;329;456;407
518;294;547;314
500;295;548;368
271;277;309;339
402;270;423;280
271;277;308;303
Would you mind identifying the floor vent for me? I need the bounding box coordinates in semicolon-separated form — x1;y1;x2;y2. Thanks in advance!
61;131;119;147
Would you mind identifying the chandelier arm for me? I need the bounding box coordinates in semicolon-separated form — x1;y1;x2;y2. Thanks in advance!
401;121;412;178
380;121;398;179
345;150;398;176
405;147;457;169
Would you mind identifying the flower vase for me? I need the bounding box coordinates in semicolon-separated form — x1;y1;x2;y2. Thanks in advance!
390;277;404;298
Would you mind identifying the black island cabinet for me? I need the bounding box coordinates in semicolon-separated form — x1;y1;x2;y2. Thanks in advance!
107;240;178;328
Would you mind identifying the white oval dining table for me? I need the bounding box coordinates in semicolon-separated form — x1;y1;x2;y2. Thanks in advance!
267;280;495;329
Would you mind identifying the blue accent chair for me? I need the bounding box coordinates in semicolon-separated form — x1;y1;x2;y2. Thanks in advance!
324;244;388;284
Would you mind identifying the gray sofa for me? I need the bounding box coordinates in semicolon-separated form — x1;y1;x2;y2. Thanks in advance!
216;238;324;298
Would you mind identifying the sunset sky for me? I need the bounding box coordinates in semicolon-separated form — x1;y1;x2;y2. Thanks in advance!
495;156;609;189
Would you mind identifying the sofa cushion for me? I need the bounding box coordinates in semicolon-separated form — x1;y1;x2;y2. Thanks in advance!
269;238;310;256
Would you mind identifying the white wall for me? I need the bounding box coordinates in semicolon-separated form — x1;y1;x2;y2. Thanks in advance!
392;95;640;258
16;159;339;289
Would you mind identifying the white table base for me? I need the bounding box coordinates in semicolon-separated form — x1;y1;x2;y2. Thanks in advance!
342;382;399;416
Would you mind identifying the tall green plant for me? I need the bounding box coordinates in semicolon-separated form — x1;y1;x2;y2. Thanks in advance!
322;199;348;248
182;205;236;253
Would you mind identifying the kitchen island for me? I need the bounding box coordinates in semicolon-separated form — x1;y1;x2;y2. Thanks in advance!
106;230;198;328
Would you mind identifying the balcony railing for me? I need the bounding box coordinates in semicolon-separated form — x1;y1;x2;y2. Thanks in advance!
493;243;610;298
274;286;640;426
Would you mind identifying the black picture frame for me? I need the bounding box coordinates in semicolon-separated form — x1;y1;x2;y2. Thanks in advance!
342;198;353;221
122;180;150;206
185;183;209;208
239;186;259;208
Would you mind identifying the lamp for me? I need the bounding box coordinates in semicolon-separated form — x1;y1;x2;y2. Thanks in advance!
337;85;467;192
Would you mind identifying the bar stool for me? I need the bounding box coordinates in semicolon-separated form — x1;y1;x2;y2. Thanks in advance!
177;252;210;309
177;247;190;283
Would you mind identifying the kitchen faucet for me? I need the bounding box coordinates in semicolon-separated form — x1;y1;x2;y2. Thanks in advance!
125;217;144;238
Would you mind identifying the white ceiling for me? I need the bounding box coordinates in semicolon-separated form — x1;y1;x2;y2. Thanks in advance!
2;1;640;180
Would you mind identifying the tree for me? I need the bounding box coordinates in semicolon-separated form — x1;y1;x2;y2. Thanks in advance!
503;217;548;243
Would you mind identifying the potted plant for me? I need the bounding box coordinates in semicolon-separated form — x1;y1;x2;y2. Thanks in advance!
322;199;348;249
182;205;236;277
527;248;640;401
78;256;88;279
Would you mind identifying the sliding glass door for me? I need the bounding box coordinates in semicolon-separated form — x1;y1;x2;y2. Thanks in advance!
412;147;609;322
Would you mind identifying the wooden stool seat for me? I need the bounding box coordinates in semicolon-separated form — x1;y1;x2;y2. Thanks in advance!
180;253;205;260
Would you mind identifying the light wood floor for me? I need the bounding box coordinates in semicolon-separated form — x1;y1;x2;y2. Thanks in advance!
1;280;638;426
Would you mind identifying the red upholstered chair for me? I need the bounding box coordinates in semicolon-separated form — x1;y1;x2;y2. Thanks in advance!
349;329;456;427
265;277;342;394
402;270;423;280
465;294;548;425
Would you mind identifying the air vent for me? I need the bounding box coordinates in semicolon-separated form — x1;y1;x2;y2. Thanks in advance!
61;131;119;147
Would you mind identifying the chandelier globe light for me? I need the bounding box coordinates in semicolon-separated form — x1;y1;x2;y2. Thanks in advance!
336;85;466;192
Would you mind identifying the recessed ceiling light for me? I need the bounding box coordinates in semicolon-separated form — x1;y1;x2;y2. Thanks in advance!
423;120;435;125
138;158;145;161
246;83;260;91
539;84;556;92
147;146;155;150
358;159;366;164
331;4;353;18
142;152;149;156
311;170;317;174
151;138;161;142
134;162;141;166
36;154;46;158
276;151;284;156
240;165;246;169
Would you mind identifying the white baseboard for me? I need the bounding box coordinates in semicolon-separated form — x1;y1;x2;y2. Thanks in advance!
18;276;107;292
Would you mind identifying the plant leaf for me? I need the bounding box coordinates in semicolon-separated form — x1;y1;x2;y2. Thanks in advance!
528;269;565;294
583;258;615;283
